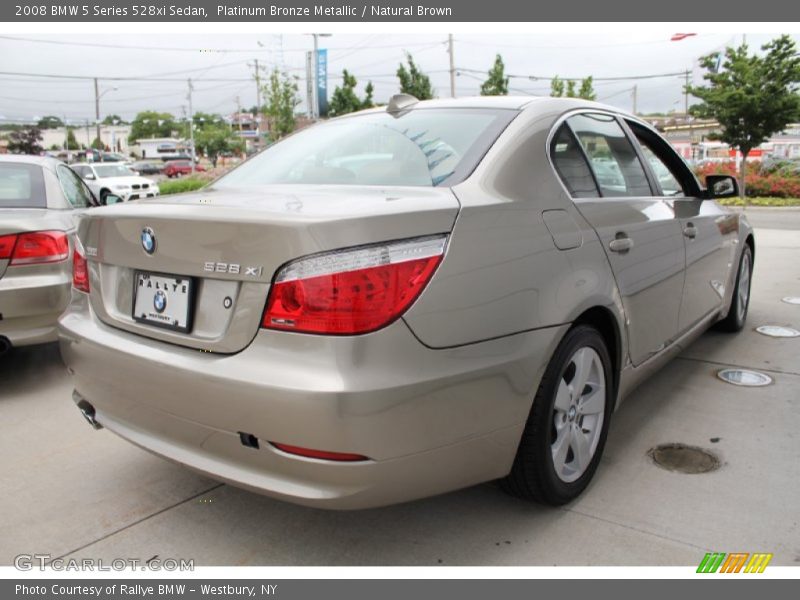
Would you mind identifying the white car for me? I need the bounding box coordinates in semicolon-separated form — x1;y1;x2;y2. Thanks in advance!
71;163;159;203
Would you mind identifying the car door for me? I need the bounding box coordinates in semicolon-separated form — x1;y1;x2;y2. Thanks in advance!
626;120;736;333
553;112;686;367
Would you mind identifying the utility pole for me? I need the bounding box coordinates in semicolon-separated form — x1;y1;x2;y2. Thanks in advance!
312;34;320;119
93;77;100;147
684;69;690;116
254;59;262;114
632;85;638;115
447;34;456;98
187;78;195;175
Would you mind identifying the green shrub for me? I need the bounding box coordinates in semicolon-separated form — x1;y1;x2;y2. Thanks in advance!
159;177;207;196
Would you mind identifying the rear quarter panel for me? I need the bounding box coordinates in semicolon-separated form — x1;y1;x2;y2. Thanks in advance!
403;101;626;352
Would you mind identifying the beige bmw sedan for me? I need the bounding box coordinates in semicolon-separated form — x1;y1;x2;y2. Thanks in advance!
59;96;754;509
0;155;97;355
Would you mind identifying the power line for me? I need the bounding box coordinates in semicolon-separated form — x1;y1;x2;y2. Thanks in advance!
0;35;441;54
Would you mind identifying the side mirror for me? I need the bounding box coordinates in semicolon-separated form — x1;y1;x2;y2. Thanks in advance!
705;175;739;199
103;194;123;205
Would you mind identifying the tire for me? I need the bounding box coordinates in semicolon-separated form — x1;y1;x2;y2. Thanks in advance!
501;324;613;505
99;189;110;205
715;244;753;333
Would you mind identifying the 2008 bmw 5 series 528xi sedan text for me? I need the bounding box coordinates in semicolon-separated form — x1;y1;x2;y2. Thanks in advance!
58;95;754;509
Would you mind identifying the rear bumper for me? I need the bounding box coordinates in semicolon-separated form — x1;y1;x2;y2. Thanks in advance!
0;269;70;347
58;293;566;509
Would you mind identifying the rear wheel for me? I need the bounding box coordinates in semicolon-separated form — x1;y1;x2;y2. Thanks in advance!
501;324;613;505
716;244;752;332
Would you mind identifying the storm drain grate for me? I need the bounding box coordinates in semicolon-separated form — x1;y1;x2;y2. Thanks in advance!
755;325;800;338
781;297;800;305
717;368;773;387
649;443;720;474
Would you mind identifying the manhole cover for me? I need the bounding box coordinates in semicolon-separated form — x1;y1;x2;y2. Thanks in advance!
755;325;800;338
782;297;800;305
649;444;720;474
717;368;773;387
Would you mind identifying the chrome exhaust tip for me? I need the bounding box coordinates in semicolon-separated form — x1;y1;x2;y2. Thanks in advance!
73;390;103;430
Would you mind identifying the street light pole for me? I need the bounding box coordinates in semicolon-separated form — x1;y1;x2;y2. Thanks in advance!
448;34;456;98
187;78;196;175
94;78;100;146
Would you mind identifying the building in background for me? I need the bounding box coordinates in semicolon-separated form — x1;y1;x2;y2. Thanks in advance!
41;125;132;154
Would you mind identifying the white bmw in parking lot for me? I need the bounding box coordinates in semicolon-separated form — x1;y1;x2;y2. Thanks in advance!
71;163;160;204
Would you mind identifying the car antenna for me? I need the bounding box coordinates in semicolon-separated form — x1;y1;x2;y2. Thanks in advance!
386;94;419;117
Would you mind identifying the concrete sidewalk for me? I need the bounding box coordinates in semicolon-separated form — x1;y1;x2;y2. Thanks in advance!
1;213;797;567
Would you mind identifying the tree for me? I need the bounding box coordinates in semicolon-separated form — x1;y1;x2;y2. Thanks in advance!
329;70;364;116
129;111;178;143
566;80;577;98
37;115;63;129
578;76;597;101
262;69;299;141
91;137;105;150
551;76;596;100
480;54;510;96
687;35;800;198
328;70;375;116
7;126;43;154
397;54;434;100
102;114;125;125
362;81;375;109
550;76;565;97
195;122;242;167
65;128;80;150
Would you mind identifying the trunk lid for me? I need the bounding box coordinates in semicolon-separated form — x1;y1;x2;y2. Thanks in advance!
78;184;460;353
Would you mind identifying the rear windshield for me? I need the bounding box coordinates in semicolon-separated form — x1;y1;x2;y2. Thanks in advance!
0;163;47;208
213;108;516;188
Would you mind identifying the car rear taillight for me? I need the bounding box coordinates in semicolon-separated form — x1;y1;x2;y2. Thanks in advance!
1;231;69;265
72;247;90;293
262;235;448;335
0;234;16;259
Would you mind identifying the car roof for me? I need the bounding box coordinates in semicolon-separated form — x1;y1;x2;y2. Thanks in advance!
346;95;638;121
0;154;65;172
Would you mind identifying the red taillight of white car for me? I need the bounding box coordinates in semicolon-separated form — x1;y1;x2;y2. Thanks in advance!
72;247;90;293
262;235;448;335
0;230;69;265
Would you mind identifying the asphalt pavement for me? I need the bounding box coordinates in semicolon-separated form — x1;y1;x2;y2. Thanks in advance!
1;208;798;567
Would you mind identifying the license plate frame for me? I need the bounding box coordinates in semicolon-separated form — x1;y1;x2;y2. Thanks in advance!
132;270;195;333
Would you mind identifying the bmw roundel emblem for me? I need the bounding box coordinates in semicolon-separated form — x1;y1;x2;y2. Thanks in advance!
153;290;167;313
141;227;156;254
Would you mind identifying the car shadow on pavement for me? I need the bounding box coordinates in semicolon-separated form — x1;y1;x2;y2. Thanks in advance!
0;343;66;396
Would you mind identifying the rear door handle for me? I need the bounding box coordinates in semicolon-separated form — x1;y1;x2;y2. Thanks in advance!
609;236;634;253
683;224;698;239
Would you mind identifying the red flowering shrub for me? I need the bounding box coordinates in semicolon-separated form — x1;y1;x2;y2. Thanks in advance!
694;160;800;198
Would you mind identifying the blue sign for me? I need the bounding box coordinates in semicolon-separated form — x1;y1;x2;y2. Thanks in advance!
317;48;328;117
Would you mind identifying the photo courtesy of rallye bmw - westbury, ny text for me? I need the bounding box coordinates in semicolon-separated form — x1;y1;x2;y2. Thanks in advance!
1;0;800;596
15;585;277;597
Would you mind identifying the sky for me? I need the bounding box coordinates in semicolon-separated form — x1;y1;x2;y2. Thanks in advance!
0;32;797;124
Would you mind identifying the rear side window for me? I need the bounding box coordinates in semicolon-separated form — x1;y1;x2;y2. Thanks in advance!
550;124;599;198
567;113;652;198
57;165;94;208
0;163;47;208
214;108;517;188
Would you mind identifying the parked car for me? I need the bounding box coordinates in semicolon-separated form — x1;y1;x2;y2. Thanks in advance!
0;155;97;355
130;161;164;176
163;160;205;178
71;162;159;203
59;96;754;509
